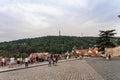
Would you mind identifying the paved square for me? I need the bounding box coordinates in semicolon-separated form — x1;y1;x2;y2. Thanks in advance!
86;57;120;80
0;59;104;80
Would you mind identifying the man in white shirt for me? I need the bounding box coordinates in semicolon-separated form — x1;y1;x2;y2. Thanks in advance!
25;57;28;67
2;57;6;66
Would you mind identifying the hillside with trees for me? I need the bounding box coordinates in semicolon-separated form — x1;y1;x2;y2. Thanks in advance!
0;36;119;57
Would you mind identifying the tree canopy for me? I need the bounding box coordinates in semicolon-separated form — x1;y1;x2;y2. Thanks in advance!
96;29;117;51
0;36;98;57
0;35;120;57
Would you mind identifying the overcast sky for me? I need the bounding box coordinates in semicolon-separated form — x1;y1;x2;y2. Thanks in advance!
0;0;120;42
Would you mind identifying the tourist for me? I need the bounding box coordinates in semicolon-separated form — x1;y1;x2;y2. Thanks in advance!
53;57;56;66
108;54;111;60
25;57;29;67
20;57;23;64
17;57;20;66
66;54;69;60
30;55;34;64
79;54;82;59
48;57;52;67
9;57;15;68
1;56;6;67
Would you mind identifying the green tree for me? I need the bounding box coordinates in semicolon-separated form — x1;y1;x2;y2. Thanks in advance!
97;29;117;51
0;36;99;56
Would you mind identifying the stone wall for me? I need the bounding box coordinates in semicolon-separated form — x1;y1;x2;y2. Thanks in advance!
105;46;120;57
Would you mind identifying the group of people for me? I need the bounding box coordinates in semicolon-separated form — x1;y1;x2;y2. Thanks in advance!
0;56;29;68
48;54;59;67
0;55;59;68
0;53;70;68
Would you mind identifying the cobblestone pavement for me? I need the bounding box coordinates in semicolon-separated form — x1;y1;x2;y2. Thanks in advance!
86;57;120;80
0;59;104;80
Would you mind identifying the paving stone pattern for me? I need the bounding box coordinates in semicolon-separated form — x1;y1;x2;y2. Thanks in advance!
86;57;120;80
0;59;104;80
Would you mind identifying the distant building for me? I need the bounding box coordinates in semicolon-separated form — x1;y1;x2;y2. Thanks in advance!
105;46;120;57
75;47;102;57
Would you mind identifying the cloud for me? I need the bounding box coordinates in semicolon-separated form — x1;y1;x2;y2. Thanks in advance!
0;2;65;29
0;0;120;42
57;0;89;7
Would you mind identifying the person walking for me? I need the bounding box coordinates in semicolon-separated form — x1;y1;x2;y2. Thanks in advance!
9;57;15;68
48;57;52;67
1;56;6;67
25;57;29;68
17;57;20;65
108;54;111;60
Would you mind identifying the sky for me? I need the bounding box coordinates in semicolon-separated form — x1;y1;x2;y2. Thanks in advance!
0;0;120;42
